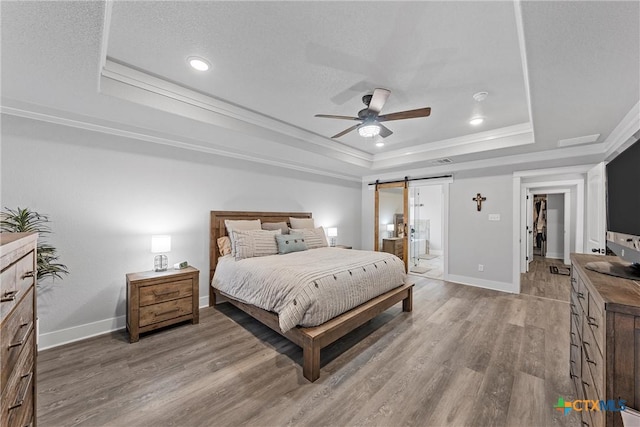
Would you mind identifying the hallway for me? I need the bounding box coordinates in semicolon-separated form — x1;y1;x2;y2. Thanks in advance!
520;256;571;302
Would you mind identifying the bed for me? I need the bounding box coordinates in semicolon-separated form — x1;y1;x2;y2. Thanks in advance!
209;210;414;382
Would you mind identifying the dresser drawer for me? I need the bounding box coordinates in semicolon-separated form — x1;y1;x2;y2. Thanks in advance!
580;358;604;427
586;292;605;354
575;273;589;313
582;325;604;399
1;331;34;427
570;295;583;337
139;297;192;327
15;252;35;294
0;288;34;395
139;279;192;307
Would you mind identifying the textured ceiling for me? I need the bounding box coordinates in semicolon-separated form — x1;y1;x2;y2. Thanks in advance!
1;1;639;180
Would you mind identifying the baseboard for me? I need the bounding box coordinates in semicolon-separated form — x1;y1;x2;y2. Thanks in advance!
39;298;211;350
545;252;564;260
38;315;126;351
447;274;518;294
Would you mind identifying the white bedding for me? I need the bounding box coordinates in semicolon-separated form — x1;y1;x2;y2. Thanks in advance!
212;247;406;332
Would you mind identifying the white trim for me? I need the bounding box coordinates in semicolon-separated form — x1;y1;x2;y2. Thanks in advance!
1;104;363;183
200;295;209;308
447;274;517;294
38;315;126;350
514;164;594;178
362;144;604;183
98;1;114;84
101;60;372;164
557;134;600;148
513;176;522;289
604;101;640;159
513;0;535;131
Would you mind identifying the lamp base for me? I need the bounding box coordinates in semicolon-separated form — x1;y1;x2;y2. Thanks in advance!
154;254;168;272
330;237;336;247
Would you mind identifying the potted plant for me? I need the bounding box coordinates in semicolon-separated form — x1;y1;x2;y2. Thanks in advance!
1;207;69;282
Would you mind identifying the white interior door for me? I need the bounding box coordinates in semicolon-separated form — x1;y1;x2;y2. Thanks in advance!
526;190;534;271
586;162;606;255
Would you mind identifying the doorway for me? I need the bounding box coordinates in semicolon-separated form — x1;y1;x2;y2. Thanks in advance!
374;182;409;272
408;184;444;280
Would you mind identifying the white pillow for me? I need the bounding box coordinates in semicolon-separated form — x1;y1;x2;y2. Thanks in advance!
289;217;315;229
231;229;281;260
224;219;262;234
290;227;328;249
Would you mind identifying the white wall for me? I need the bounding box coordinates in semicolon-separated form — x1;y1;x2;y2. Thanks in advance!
413;185;442;254
546;193;565;259
1;120;362;349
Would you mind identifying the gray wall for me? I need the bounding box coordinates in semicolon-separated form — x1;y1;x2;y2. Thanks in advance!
448;175;514;288
1;119;362;348
546;193;565;259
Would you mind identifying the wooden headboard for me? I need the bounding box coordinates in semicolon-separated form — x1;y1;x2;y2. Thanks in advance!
209;210;312;284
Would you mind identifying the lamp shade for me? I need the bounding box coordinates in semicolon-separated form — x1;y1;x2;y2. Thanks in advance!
151;235;171;253
386;224;395;232
327;227;338;237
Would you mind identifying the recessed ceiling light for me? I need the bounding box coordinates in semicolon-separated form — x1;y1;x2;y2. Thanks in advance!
469;117;484;126
376;141;384;147
188;56;210;71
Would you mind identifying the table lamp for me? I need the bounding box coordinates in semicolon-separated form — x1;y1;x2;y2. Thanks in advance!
327;227;338;247
387;223;395;238
151;235;171;271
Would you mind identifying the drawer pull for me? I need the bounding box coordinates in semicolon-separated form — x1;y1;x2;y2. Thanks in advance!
8;321;33;349
153;290;180;298
582;380;590;388
577;292;585;299
570;343;579;348
21;271;35;279
582;342;597;366
1;289;19;302
582;422;589;427
570;373;578;379
154;308;180;317
8;372;32;410
587;316;598;328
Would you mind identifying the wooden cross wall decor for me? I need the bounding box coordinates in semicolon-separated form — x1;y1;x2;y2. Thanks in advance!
473;193;486;211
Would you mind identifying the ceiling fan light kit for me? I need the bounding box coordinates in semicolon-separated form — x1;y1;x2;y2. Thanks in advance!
469;116;484;126
315;88;431;140
358;123;381;137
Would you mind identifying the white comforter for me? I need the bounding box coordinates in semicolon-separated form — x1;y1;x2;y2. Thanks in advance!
212;247;406;332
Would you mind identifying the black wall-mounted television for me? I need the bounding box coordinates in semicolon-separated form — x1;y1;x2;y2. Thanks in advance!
604;138;640;280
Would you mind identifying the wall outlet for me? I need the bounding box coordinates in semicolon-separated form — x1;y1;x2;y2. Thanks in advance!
478;264;484;272
488;214;500;221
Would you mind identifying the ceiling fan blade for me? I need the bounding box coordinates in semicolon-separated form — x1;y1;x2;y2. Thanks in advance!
377;107;431;122
315;114;361;121
378;123;393;138
331;124;361;139
367;88;391;116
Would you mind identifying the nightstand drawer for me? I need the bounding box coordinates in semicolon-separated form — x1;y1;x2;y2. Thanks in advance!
139;297;192;327
139;279;192;306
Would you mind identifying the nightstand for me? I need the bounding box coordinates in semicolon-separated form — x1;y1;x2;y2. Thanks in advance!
335;245;353;249
126;266;199;343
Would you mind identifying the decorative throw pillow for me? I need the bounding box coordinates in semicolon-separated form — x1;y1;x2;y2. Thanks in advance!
231;229;280;260
276;233;308;254
290;227;328;249
289;217;315;229
261;221;289;234
217;236;232;256
224;219;261;234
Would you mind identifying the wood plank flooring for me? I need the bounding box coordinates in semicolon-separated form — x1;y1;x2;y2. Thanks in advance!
38;277;580;426
520;256;571;302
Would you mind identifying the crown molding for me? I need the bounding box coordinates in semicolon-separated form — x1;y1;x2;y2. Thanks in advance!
371;123;534;170
0;100;363;183
101;60;373;166
362;143;604;183
603;100;640;160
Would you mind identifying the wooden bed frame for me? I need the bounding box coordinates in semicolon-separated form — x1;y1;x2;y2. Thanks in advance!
209;210;414;382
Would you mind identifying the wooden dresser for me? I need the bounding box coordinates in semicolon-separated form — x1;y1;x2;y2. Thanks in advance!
126;267;199;342
570;253;640;427
1;233;38;427
382;237;404;260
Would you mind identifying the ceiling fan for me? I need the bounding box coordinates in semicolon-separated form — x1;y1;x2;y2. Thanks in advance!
315;88;431;139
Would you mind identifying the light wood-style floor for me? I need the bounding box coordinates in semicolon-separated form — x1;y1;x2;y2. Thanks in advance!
38;277;579;427
520;256;571;302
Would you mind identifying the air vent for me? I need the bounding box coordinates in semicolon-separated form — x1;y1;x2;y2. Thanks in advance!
430;158;453;165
